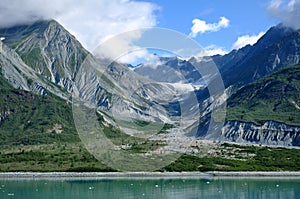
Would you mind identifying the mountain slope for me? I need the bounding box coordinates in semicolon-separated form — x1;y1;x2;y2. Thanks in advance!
221;64;300;146
217;24;300;87
179;24;300;141
0;20;190;125
0;71;114;171
227;64;300;126
0;39;71;99
0;70;78;146
0;20;88;91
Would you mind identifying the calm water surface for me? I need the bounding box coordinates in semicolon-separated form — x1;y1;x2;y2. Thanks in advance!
0;177;300;199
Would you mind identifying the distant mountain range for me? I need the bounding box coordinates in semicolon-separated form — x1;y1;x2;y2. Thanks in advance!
0;19;300;152
134;24;300;88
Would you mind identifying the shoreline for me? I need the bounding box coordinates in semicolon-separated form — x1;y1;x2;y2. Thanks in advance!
1;171;300;179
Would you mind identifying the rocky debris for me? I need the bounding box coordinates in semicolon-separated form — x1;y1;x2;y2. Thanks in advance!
221;120;300;146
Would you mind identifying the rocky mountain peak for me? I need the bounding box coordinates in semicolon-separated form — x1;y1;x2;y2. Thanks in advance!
0;20;88;92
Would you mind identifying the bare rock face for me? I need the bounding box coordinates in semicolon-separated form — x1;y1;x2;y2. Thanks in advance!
0;20;88;93
221;121;300;146
0;39;68;98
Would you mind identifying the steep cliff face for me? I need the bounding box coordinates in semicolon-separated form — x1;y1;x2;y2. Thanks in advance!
221;121;300;146
0;40;30;91
0;20;88;92
0;40;69;98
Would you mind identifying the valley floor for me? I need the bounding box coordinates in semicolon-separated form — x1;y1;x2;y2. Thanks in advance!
0;141;300;172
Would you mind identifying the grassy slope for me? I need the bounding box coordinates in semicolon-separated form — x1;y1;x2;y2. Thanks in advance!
0;73;78;145
0;72;116;171
226;64;300;126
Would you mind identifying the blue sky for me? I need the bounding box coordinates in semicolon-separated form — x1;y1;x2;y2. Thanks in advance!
144;0;278;54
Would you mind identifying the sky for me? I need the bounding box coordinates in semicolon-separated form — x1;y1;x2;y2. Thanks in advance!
0;0;299;63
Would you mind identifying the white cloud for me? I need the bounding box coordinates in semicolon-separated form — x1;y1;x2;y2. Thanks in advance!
267;0;300;29
142;53;165;69
268;0;282;10
93;29;144;61
232;32;265;50
116;49;164;67
204;45;228;56
93;29;163;65
0;0;159;51
196;45;228;57
118;50;148;65
189;17;230;38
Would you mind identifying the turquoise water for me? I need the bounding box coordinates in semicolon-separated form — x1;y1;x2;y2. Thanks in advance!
0;177;300;199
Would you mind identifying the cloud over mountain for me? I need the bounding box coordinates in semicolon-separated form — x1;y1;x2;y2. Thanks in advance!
232;32;265;50
0;0;158;51
268;0;300;29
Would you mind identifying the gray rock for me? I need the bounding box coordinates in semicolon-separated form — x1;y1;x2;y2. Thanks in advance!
221;120;300;146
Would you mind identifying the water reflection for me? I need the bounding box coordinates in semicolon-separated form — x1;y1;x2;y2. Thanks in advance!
0;177;299;199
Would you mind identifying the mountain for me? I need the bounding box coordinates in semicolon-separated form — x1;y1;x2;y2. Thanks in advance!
131;24;300;146
135;24;300;90
0;38;70;99
0;20;200;163
0;19;300;163
0;20;186;124
221;64;300;146
227;64;300;126
134;56;203;84
1;19;300;171
0;20;88;92
216;24;300;87
195;25;300;145
0;67;78;146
